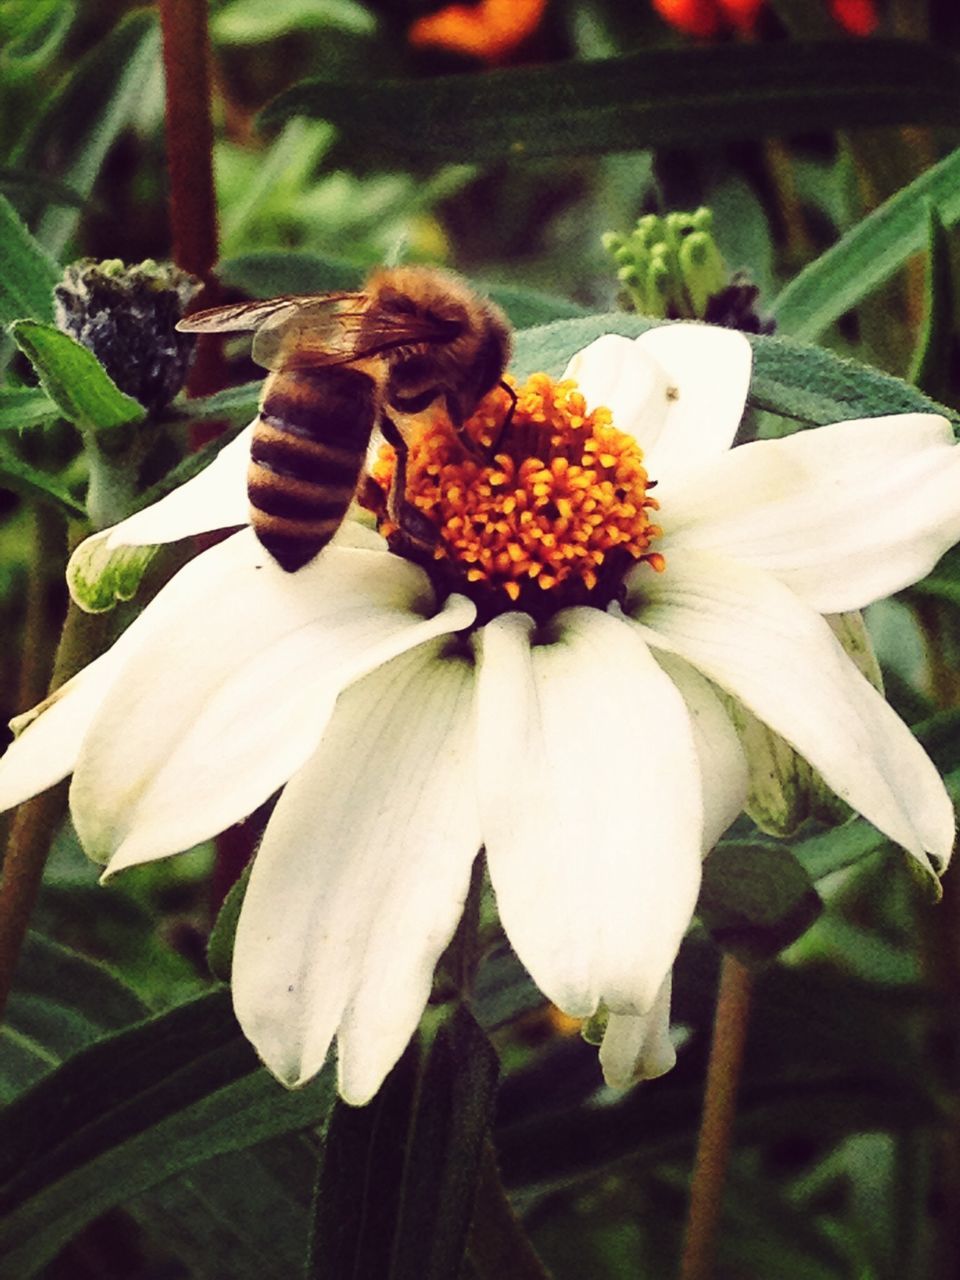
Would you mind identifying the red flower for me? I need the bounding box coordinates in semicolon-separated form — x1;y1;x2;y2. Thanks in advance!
653;0;877;37
408;0;548;63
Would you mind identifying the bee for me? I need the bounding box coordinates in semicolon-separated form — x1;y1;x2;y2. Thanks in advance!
176;266;512;572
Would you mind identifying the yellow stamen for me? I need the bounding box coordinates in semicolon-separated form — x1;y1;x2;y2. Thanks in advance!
364;373;664;609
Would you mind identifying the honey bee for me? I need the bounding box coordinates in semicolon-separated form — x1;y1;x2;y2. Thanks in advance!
177;266;512;571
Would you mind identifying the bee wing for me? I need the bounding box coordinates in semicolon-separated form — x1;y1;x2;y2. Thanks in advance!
175;295;325;335
252;296;372;370
269;308;463;372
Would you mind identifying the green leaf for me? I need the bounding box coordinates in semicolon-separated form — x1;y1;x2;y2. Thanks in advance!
0;989;334;1278
772;145;960;341
219;250;364;298
0;933;145;1103
213;0;375;43
0;385;60;432
261;40;960;163
0;442;84;516
309;1004;498;1280
0;191;59;328
0;168;85;210
909;202;955;402
207;864;253;982
9;320;146;432
0;0;74;71
698;842;823;964
12;11;160;256
512;316;960;433
129;1134;316;1279
219;253;586;328
165;383;261;429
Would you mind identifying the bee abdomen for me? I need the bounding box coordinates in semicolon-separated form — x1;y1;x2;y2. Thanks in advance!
248;366;376;572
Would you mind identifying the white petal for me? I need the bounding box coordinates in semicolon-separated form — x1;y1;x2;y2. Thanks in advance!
0;527;257;813
232;644;479;1101
0;655;116;812
636;324;752;485
112;424;252;549
652;652;748;852
476;608;702;1020
660;414;960;612
562;335;673;448
628;548;954;873
76;532;474;871
599;972;676;1088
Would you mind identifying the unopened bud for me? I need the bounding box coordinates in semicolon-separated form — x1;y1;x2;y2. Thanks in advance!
54;259;201;416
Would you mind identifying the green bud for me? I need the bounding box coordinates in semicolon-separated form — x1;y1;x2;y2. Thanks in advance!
678;230;729;318
54;259;201;416
581;1006;608;1047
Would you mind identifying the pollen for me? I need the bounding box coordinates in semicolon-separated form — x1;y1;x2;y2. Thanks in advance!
365;373;664;614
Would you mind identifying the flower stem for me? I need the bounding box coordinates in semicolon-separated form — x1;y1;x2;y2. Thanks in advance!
159;0;218;287
678;953;753;1280
158;0;226;410
467;1137;554;1280
0;603;108;1020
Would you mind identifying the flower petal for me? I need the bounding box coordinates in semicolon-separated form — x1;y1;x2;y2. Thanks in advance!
100;424;253;552
73;529;475;870
653;652;748;851
660;414;960;612
599;972;676;1088
628;548;955;873
476;607;702;1020
232;643;479;1102
0;527;260;813
0;655;116;812
636;324;752;484
562;335;673;447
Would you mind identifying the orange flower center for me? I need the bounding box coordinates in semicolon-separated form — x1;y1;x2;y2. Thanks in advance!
364;373;664;618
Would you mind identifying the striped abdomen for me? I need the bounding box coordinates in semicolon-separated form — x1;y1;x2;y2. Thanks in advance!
248;365;378;572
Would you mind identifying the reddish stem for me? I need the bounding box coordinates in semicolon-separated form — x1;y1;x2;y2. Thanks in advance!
159;0;227;412
678;954;753;1280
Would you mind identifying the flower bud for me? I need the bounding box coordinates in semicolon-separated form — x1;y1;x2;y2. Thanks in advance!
54;259;201;415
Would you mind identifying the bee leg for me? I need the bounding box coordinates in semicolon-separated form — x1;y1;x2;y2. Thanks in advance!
380;414;438;550
485;380;517;458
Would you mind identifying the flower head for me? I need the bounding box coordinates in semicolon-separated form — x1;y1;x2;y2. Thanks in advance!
1;323;956;1103
408;0;547;63
653;0;877;37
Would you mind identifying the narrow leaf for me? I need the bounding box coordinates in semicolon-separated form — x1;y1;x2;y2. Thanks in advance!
308;1005;498;1280
1;933;145;1103
0;386;60;432
261;41;960;163
207;864;253;982
9;319;146;432
772;145;960;340
391;1007;499;1280
0;990;334;1278
0;443;84;516
309;1042;421;1280
909;201;955;403
11;11;160;255
0;191;58;328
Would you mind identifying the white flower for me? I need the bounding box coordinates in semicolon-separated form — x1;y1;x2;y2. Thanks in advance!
1;323;956;1104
